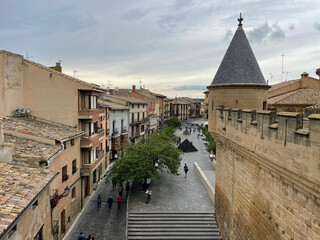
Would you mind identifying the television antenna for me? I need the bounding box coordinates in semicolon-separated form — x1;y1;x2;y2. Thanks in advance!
26;51;34;60
281;52;286;82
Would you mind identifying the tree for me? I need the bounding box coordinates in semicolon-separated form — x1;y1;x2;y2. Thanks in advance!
106;129;182;184
164;117;182;128
201;126;216;154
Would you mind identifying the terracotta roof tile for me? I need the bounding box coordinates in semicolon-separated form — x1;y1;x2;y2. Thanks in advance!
4;134;60;166
3;117;84;141
0;162;56;237
106;95;148;104
268;89;319;105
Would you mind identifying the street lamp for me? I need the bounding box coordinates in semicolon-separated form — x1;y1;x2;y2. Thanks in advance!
60;186;70;199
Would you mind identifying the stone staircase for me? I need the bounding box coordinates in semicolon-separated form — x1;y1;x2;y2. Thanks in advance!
128;212;221;240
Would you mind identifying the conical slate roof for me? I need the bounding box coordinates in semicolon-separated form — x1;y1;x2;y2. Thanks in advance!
178;139;198;152
210;21;267;87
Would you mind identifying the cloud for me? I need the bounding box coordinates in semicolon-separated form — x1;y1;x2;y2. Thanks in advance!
247;23;272;43
314;22;320;32
269;22;285;41
289;24;294;31
223;29;233;41
172;85;206;91
123;8;149;21
247;22;285;44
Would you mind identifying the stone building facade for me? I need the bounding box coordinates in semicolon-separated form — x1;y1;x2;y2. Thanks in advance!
268;71;320;113
206;17;320;240
104;95;148;144
0;161;57;240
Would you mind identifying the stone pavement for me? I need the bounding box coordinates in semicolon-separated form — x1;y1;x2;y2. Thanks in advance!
64;179;127;240
129;118;216;212
64;118;215;239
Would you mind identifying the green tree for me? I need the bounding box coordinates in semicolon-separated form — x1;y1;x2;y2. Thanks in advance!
164;117;182;128
106;130;182;184
201;126;216;154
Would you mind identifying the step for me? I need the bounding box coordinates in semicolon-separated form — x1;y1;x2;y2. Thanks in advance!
128;226;220;230
129;213;215;216
129;211;215;215
128;221;217;225
129;214;215;218
128;236;222;240
128;228;219;232
128;232;221;236
129;217;215;221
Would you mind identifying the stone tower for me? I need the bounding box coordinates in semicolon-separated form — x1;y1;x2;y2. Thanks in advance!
207;15;270;133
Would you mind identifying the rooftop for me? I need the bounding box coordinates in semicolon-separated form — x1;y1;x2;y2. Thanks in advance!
100;101;129;110
106;95;148;105
268;89;319;106
4;134;60;166
0;162;56;237
2;117;84;141
209;18;267;87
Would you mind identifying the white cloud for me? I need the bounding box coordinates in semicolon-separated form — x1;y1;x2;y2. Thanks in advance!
1;0;320;98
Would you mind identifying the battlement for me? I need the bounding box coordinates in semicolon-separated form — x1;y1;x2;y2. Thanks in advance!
216;107;320;141
214;107;320;185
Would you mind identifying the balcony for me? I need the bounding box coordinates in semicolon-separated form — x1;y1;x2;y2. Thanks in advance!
95;128;104;134
132;132;140;138
96;150;104;159
78;108;104;120
111;128;119;137
121;128;128;134
50;189;59;209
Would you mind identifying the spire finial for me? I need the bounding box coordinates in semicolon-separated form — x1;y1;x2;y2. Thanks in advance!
238;13;243;26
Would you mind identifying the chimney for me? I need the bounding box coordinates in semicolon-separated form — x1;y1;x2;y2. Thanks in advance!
50;62;62;72
316;68;320;79
54;62;62;72
132;85;136;93
301;72;309;78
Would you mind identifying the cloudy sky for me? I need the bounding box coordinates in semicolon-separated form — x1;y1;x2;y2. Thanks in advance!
1;0;320;98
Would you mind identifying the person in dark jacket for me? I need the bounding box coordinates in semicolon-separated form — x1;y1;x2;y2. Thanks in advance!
97;194;102;210
107;196;113;209
78;232;86;240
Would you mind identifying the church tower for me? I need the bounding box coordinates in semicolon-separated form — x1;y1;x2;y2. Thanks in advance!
207;14;270;133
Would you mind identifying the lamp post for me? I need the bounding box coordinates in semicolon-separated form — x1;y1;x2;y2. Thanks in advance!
59;186;70;199
50;186;71;210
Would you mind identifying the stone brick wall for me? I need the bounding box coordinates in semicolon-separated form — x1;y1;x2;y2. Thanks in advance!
49;137;82;240
3;187;52;240
213;109;320;240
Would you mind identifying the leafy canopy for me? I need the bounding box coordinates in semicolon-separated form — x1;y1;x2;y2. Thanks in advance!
201;126;216;154
106;127;182;184
164;117;182;128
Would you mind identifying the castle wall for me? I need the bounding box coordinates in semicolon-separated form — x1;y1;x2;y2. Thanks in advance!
212;108;320;240
208;87;268;134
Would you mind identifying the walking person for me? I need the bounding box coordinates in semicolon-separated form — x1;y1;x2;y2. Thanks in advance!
112;177;117;189
107;196;113;209
97;194;102;210
126;182;130;196
86;235;93;240
78;232;86;240
119;184;124;197
117;195;122;209
184;164;189;178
